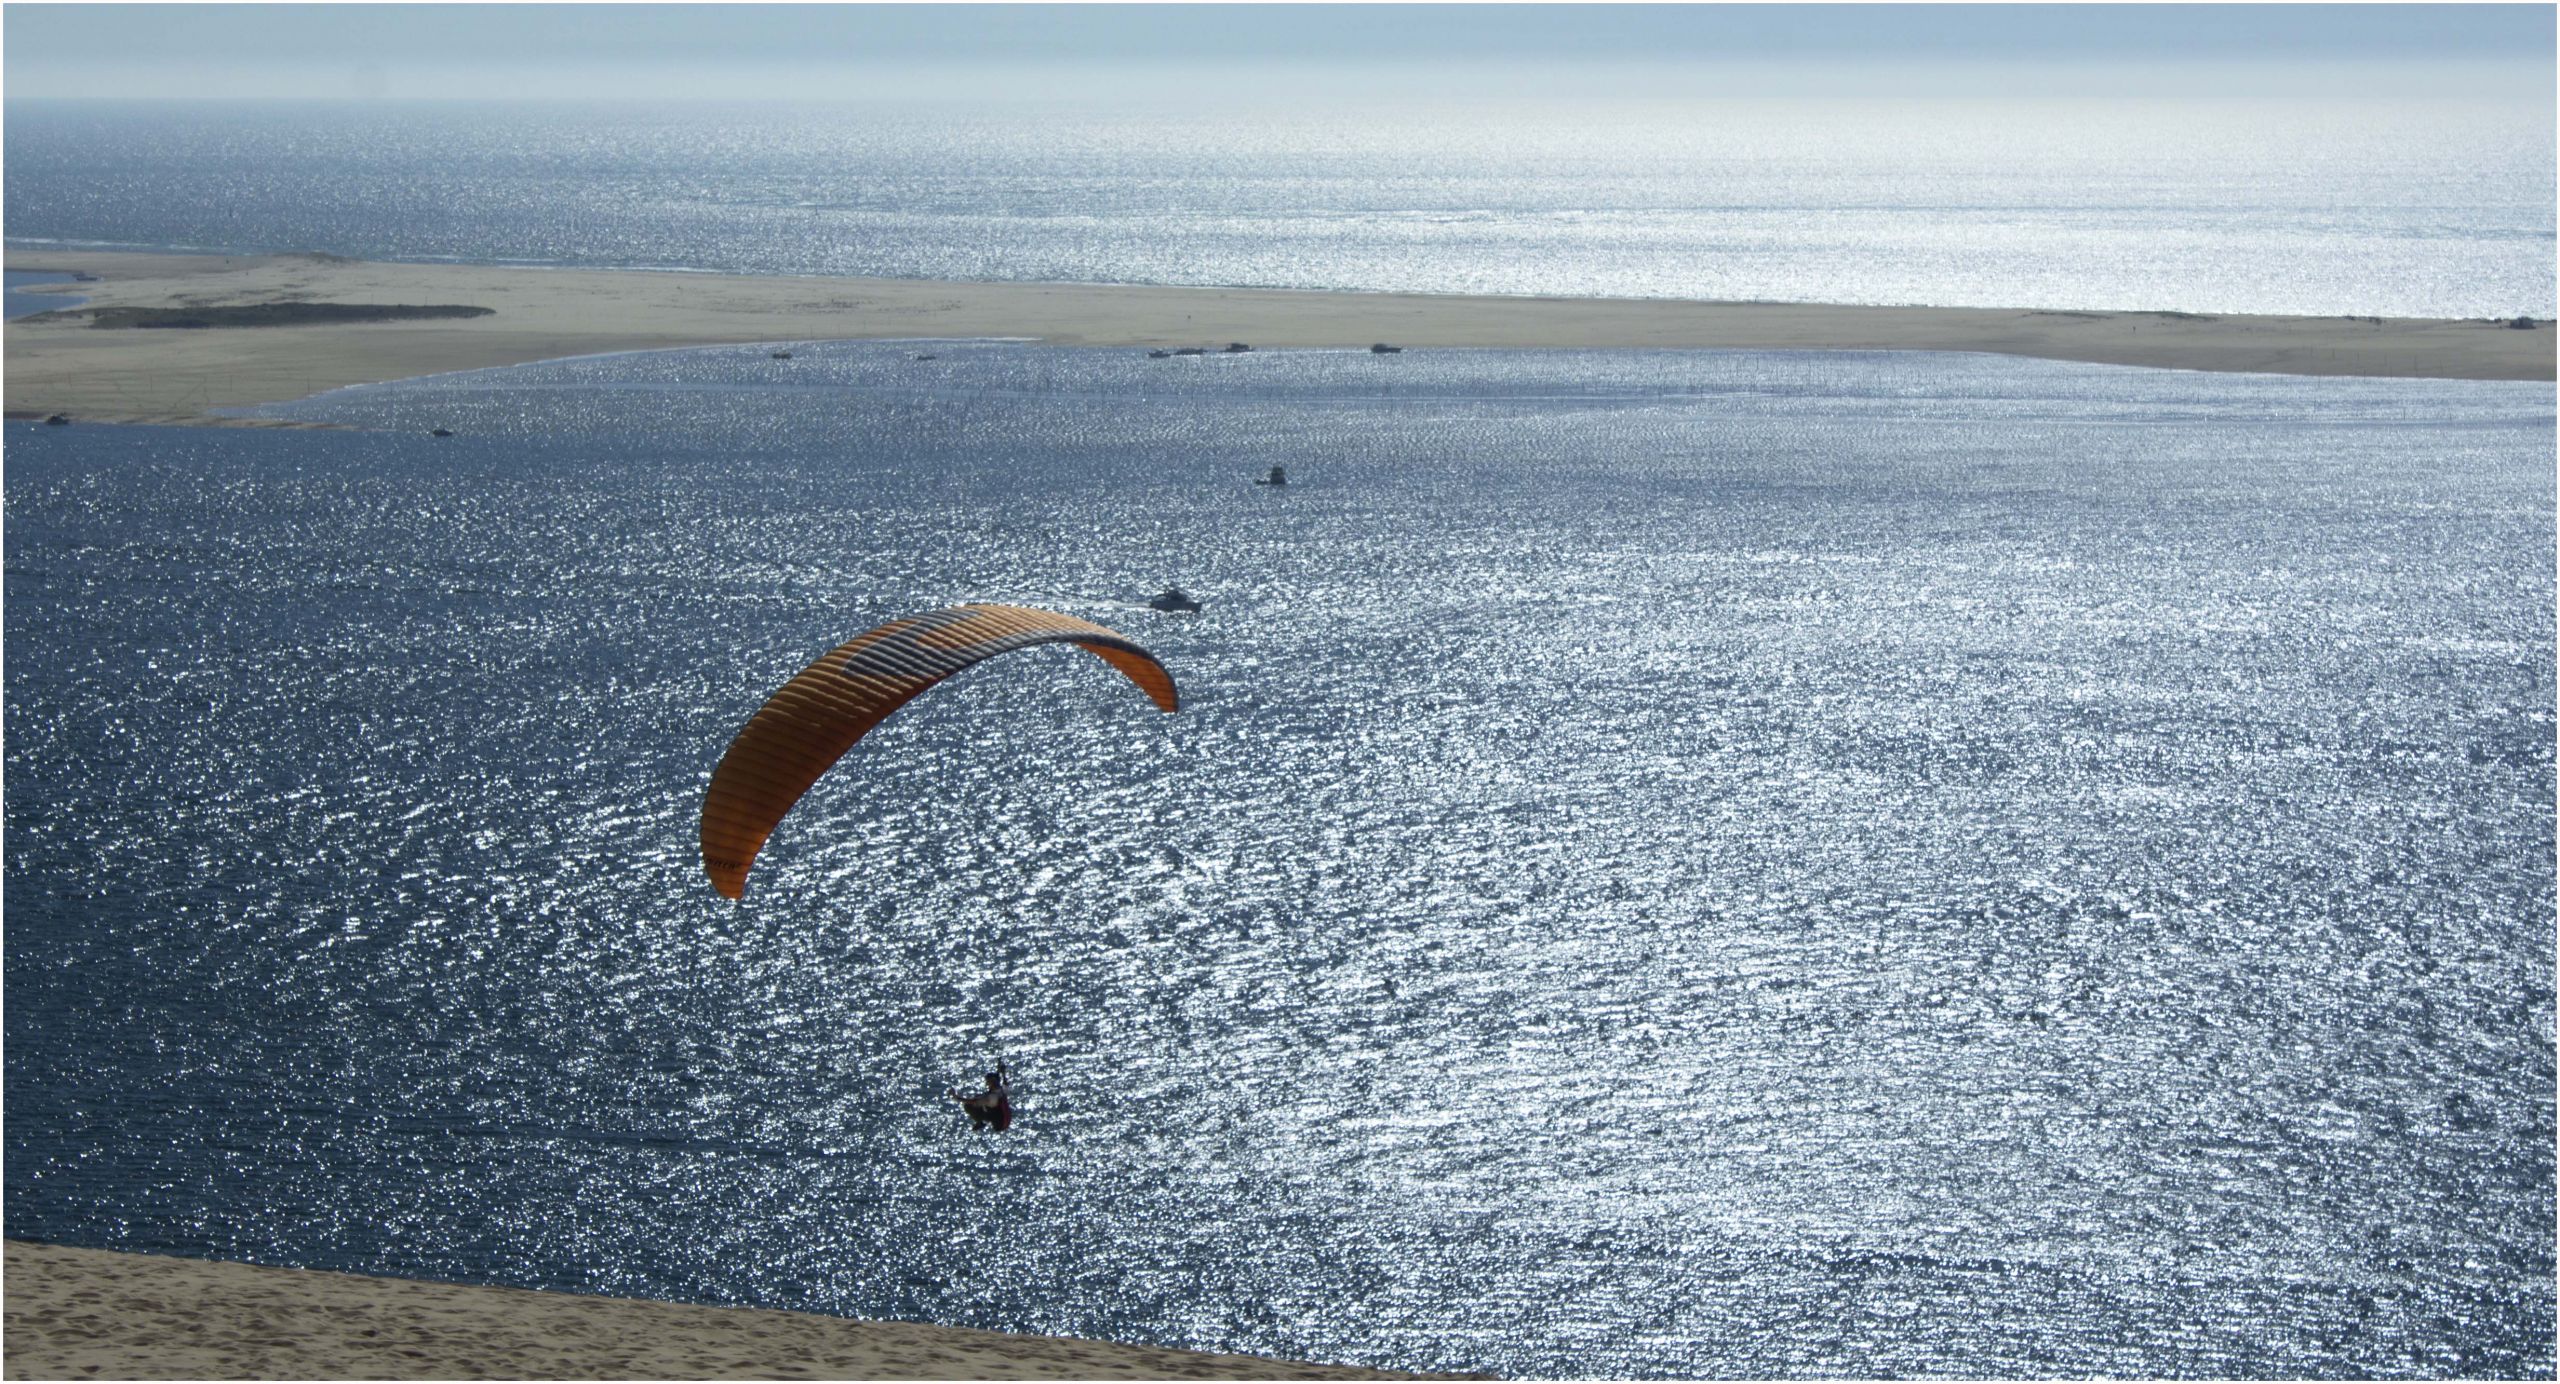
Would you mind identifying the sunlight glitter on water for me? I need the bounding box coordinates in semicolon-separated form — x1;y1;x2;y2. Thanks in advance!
4;343;2551;1376
5;98;2553;315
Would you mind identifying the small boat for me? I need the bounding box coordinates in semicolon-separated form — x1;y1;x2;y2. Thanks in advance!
1370;343;1403;354
429;428;455;437
913;352;937;361
43;414;69;426
770;350;793;359
1147;348;1172;359
1255;466;1287;487
1223;342;1253;353
1148;587;1203;613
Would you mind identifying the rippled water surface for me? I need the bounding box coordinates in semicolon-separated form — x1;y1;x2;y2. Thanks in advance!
6;345;2553;1377
5;98;2553;317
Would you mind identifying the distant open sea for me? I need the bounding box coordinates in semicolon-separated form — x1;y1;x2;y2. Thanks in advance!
4;97;2554;316
5;342;2553;1376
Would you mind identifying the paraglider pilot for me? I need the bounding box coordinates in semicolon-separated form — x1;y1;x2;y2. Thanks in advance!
951;1060;1013;1132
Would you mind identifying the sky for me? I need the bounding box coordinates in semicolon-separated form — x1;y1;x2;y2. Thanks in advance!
4;3;2553;103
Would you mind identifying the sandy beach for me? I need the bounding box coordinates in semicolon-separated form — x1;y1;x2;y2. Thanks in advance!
2;1240;1462;1380
5;250;2547;428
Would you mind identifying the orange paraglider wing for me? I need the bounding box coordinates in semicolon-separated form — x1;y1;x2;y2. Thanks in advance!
700;603;1179;899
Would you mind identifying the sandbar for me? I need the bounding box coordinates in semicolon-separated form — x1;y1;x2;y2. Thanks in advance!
4;249;2549;428
2;1240;1462;1380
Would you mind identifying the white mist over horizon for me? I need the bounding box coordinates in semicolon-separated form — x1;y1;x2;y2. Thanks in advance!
6;3;2551;107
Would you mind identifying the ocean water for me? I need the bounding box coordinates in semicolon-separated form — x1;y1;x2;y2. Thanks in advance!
2;269;84;319
4;97;2552;318
4;343;2551;1377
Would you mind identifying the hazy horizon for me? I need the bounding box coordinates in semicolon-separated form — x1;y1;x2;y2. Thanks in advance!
6;3;2552;104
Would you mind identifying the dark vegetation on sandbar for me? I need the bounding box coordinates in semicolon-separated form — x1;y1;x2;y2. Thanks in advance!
66;303;495;329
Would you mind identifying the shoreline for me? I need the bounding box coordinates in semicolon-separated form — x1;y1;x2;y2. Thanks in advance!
2;1240;1464;1380
5;249;2550;428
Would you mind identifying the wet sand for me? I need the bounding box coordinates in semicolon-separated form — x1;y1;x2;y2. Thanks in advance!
2;1240;1462;1380
6;250;2546;428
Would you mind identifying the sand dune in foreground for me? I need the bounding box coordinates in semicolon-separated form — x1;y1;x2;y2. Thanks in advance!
3;1240;1459;1381
5;250;2546;428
